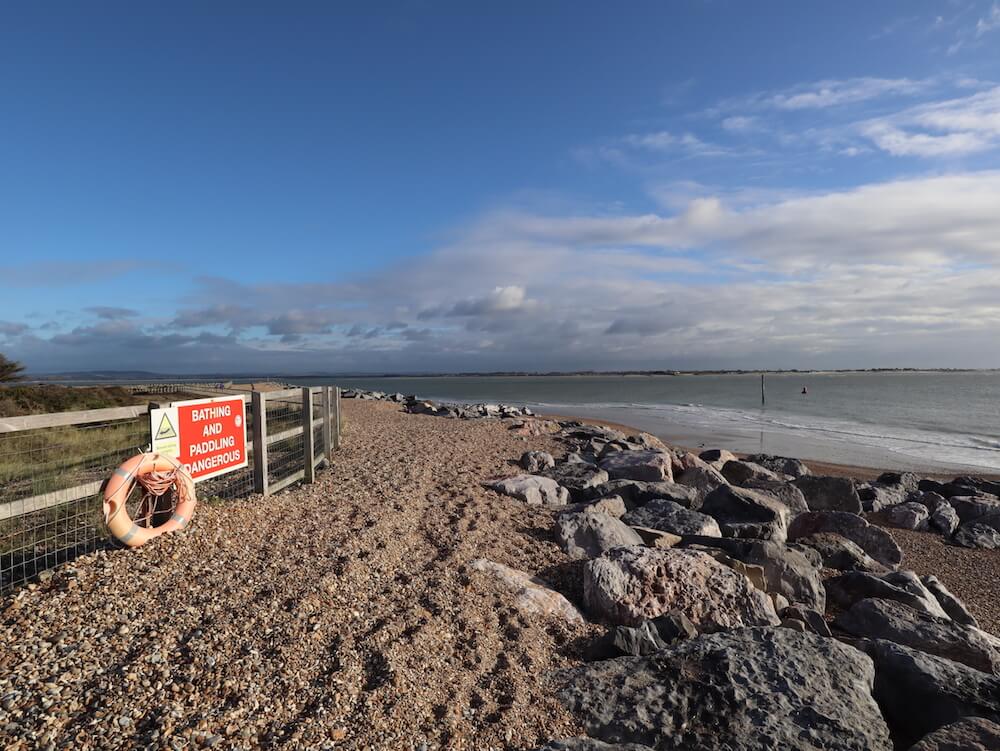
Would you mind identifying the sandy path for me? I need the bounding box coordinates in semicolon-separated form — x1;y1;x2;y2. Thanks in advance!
0;401;592;750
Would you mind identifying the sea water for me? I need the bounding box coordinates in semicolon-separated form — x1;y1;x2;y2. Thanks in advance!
296;372;1000;473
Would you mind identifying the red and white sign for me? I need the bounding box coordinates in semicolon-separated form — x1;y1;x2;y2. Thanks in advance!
150;395;248;482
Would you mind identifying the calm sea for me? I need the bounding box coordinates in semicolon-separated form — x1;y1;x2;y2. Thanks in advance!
294;372;1000;473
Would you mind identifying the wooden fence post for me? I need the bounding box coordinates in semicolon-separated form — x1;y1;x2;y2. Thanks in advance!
321;386;333;461
333;386;341;450
302;387;315;483
252;390;269;496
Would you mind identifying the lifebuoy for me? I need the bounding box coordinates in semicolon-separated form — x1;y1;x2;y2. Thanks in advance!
103;453;196;547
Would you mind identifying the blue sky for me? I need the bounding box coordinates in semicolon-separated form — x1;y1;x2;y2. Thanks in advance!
3;1;1000;374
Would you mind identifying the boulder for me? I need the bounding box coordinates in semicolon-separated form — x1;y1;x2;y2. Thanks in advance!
949;495;1000;524
669;450;713;476
835;598;1000;674
876;471;921;493
746;453;812;478
698;448;737;468
739;479;809;514
909;490;948;509
786;542;824;568
469;559;584;623
700;485;790;543
921;575;979;628
622;499;721;538
858;638;1000;749
674;465;728;498
792;475;863;513
857;483;908;513
560;495;628;519
489;474;569;507
520;450;555;473
630;526;682;549
787;511;902;568
583;547;779;628
928;501;960;535
599;450;673;483
908;717;1000;751
677;536;825;612
652;610;698;642
631;432;669;452
536;740;653;751
609;620;667;657
721;460;786;486
952;522;1000;549
581;480;699;509
797;532;887;573
780;605;831;637
540;464;610;500
886;501;931;531
556;510;645;560
825;571;949;619
559;627;892;751
563;423;628;444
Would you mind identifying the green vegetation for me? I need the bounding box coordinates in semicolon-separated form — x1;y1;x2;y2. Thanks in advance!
0;384;146;418
0;353;25;384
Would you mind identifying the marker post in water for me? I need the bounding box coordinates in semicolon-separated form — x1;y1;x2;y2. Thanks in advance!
761;373;766;406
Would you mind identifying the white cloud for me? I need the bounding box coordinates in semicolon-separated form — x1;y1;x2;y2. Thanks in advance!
861;86;1000;156
976;3;1000;36
721;116;758;132
765;77;930;110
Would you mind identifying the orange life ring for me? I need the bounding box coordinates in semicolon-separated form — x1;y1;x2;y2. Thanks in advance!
103;453;196;547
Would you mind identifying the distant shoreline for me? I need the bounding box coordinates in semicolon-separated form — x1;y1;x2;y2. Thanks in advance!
25;367;1000;383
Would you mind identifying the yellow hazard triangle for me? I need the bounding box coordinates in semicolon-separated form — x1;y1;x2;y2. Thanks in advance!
156;413;177;440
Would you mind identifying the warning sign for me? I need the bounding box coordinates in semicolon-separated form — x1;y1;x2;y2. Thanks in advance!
150;395;248;482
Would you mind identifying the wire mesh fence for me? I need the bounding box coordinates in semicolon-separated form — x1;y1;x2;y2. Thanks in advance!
0;416;150;592
0;386;339;594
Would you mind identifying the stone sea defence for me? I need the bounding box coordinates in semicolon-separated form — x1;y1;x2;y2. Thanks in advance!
347;387;1000;749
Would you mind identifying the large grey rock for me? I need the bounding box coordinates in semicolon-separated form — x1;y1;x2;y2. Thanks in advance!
599;450;673;483
825;571;950;619
792;475;863;513
886;501;931;531
677;536;825;613
740;479;809;514
541;463;610;499
921;575;979;628
877;471;921;493
469;559;584;623
781;605;832;637
583;547;779;629
698;448;737;468
949;495;1000;523
700;485;790;543
746;453;811;478
953;522;1000;549
908;717;1000;751
520;450;555;473
835;598;1000;674
622;499;721;538
582;480;699;509
787;511;902;568
560;495;628;519
490;474;569;507
609;620;668;657
556;510;645;560
721;460;786;486
857;483;908;513
859;638;1000;749
797;532;887;573
536;740;653;751
674;465;728;498
929;501;960;535
559;627;892;751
